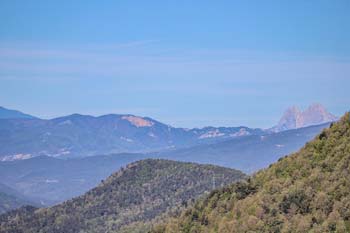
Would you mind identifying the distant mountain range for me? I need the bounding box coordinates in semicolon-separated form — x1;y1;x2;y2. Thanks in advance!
270;103;337;132
0;104;336;161
0;159;245;233
0;122;331;207
158;122;331;173
0;107;264;161
0;104;340;216
0;106;37;120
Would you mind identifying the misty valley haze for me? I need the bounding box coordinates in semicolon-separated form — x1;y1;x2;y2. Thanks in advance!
0;104;338;208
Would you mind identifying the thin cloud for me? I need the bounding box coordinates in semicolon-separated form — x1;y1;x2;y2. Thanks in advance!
1;42;349;85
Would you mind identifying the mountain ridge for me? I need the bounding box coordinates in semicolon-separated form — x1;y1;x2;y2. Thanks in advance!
158;122;331;173
0;106;38;120
0;153;150;205
0;104;337;161
0;159;246;233
152;112;350;232
0;123;330;207
0;112;264;161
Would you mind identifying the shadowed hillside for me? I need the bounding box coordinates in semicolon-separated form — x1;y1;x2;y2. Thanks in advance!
0;159;245;233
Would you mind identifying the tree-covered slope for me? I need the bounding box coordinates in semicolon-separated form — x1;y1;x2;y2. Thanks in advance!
0;159;245;233
153;113;350;233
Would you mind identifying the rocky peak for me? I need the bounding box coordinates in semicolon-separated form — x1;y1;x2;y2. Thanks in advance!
271;104;337;132
300;103;337;127
276;106;301;131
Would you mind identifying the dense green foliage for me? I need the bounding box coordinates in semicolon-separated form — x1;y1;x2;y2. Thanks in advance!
0;159;245;233
152;113;350;233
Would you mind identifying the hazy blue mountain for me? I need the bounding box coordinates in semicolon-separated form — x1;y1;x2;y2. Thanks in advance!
0;123;330;205
158;123;331;173
1;105;335;161
0;106;37;120
0;113;264;161
0;183;40;214
0;153;150;205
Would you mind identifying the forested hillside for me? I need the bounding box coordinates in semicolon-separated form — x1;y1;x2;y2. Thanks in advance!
0;159;245;233
153;113;350;233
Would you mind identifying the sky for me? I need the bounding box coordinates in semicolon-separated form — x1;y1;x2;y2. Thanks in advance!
0;0;349;128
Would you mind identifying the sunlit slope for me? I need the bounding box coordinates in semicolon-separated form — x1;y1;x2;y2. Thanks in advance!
153;113;350;233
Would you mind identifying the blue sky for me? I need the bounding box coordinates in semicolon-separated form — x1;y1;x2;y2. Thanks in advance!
0;0;349;128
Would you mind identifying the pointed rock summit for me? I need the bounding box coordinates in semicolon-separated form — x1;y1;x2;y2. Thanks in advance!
271;103;338;132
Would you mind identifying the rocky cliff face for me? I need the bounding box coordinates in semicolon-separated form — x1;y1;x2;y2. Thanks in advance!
301;103;338;127
271;103;337;132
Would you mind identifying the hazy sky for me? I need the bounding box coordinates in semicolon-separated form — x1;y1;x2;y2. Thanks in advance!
0;0;349;128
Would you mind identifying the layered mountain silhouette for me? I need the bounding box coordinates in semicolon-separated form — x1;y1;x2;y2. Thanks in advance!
0;123;329;206
0;104;337;211
158;122;330;173
2;113;348;233
0;104;337;161
270;103;337;132
0;111;264;161
0;159;245;233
